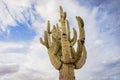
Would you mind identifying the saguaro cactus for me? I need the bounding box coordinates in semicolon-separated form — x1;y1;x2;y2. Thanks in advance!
40;6;87;80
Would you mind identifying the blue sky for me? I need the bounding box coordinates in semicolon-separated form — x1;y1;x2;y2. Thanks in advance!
0;0;120;80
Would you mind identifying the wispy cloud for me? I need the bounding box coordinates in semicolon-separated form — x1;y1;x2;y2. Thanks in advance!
0;0;120;80
0;64;19;76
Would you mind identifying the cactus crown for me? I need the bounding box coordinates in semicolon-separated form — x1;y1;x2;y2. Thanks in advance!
40;6;86;70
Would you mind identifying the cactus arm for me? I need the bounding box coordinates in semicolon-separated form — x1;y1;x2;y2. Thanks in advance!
44;31;49;48
48;23;62;69
59;6;66;22
59;6;66;35
46;21;62;70
40;37;46;45
47;21;52;47
76;16;84;28
75;45;87;69
47;20;51;34
56;23;61;40
39;31;49;48
66;20;70;41
73;16;85;61
53;41;60;55
48;47;62;70
70;46;76;62
74;16;87;69
56;23;59;30
74;40;83;62
76;16;85;43
40;21;52;48
70;28;77;46
51;25;56;40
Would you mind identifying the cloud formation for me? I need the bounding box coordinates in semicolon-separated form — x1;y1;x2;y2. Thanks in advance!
0;0;120;80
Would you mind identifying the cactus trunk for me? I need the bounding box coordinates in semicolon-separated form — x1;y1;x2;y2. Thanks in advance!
59;64;75;80
61;35;72;63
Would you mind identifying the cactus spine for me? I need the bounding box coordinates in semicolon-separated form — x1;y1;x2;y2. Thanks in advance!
40;6;87;80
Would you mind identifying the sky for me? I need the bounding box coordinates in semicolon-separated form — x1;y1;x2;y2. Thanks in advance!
0;0;120;80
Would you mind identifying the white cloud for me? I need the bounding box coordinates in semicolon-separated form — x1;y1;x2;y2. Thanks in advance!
0;37;59;80
35;0;59;23
0;42;25;51
0;0;34;32
0;0;16;31
0;0;120;80
0;64;19;76
95;39;103;45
